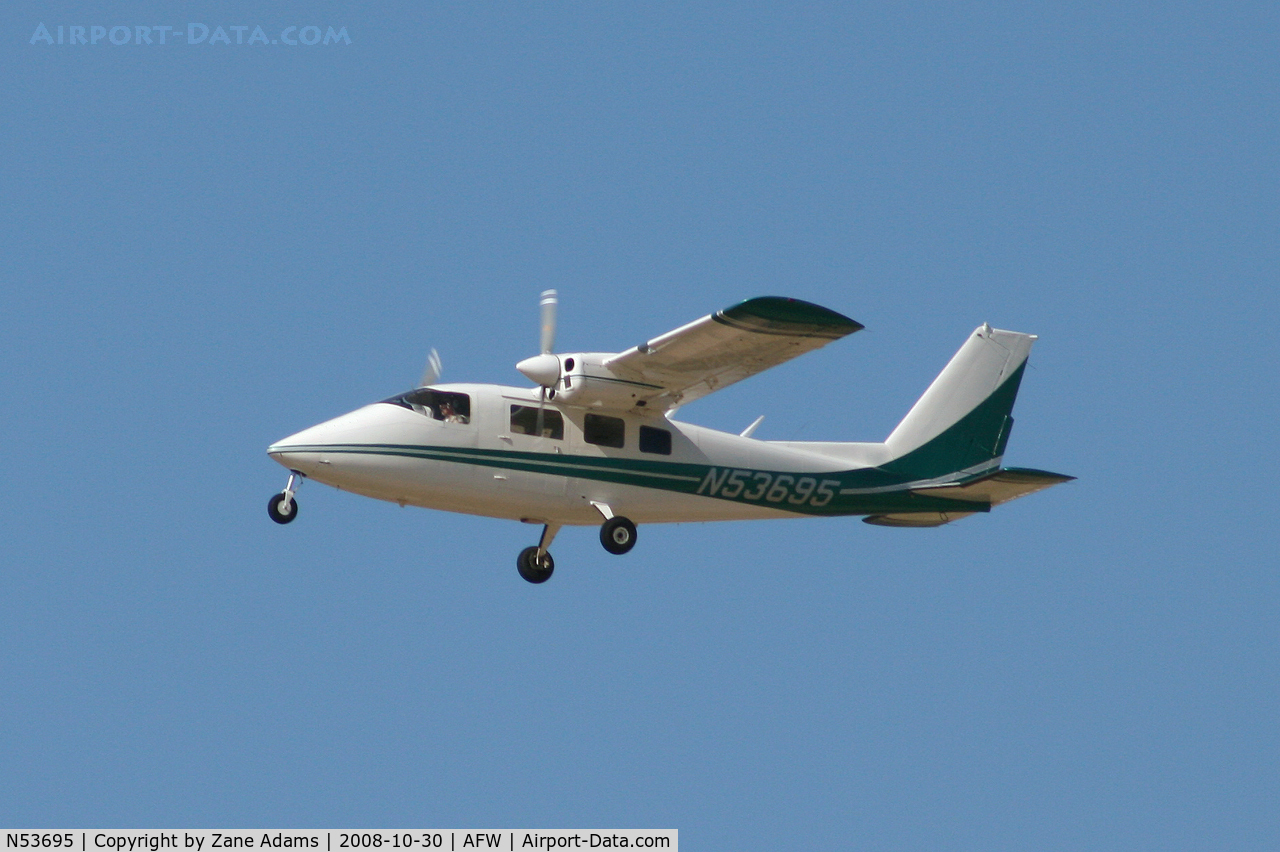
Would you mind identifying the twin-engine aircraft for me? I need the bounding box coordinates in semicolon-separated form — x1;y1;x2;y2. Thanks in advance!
267;294;1072;583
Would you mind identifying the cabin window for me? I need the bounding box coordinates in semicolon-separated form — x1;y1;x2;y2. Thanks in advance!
383;388;471;424
639;425;672;455
583;413;625;448
510;405;564;439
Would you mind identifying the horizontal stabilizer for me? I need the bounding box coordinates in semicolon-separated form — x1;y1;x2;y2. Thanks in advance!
865;468;1073;527
910;467;1075;506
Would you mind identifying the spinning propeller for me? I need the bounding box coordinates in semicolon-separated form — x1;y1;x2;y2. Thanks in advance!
514;290;560;437
416;290;559;401
516;289;561;390
540;288;558;356
417;347;443;388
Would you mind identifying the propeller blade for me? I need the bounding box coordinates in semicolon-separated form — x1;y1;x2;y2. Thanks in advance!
418;348;443;387
539;289;558;354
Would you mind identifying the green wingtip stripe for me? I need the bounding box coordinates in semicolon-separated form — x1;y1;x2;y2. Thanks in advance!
714;297;863;339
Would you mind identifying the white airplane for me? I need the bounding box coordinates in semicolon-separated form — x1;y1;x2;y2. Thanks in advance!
267;293;1072;583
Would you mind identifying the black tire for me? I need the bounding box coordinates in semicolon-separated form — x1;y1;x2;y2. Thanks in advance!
517;546;554;583
267;492;298;524
600;516;637;555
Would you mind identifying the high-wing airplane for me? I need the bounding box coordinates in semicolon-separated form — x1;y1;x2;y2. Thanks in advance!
267;294;1072;583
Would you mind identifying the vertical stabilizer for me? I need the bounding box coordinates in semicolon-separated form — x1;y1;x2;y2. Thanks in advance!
882;326;1035;481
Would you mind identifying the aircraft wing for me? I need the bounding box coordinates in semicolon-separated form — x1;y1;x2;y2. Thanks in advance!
603;297;863;410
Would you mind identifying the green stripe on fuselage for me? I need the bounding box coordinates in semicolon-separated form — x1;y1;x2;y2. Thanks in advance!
282;443;990;517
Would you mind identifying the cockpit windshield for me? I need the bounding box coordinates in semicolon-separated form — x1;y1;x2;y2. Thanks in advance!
382;388;471;424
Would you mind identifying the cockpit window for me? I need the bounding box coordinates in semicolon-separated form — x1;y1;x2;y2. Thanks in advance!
510;405;564;439
383;389;471;424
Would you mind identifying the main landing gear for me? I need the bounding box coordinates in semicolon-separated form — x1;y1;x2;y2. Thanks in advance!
267;472;303;524
593;501;637;556
518;523;559;583
600;516;637;555
516;507;640;583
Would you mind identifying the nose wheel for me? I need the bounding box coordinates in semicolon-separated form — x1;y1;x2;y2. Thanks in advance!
267;473;303;524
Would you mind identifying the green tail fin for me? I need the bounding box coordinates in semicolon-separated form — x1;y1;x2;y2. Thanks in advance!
882;326;1034;481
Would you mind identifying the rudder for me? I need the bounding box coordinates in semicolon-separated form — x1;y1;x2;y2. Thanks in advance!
882;325;1035;481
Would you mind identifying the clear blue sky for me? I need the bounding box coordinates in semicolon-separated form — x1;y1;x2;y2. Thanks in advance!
3;2;1277;848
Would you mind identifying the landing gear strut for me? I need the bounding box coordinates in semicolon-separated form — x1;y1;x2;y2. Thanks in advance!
517;523;559;583
268;472;303;524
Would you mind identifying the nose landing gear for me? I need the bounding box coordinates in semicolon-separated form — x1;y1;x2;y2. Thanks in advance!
267;472;303;524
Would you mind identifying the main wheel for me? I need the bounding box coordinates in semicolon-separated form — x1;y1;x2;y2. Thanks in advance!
600;516;637;555
517;546;554;583
267;492;298;524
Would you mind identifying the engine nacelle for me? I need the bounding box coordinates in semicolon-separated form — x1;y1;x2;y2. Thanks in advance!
547;353;661;409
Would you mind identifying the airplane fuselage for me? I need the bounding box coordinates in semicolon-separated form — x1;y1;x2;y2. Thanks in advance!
268;382;994;527
265;301;1071;584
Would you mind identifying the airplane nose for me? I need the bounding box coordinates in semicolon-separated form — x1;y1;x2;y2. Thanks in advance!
267;434;302;468
266;416;349;471
266;403;406;472
267;427;312;471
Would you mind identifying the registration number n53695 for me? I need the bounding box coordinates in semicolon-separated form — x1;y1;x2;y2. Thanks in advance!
696;468;841;507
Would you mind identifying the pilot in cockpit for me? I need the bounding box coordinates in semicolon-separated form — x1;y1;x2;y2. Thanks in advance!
440;401;467;424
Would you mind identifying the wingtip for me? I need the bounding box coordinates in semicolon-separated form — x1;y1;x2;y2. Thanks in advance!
717;296;862;338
